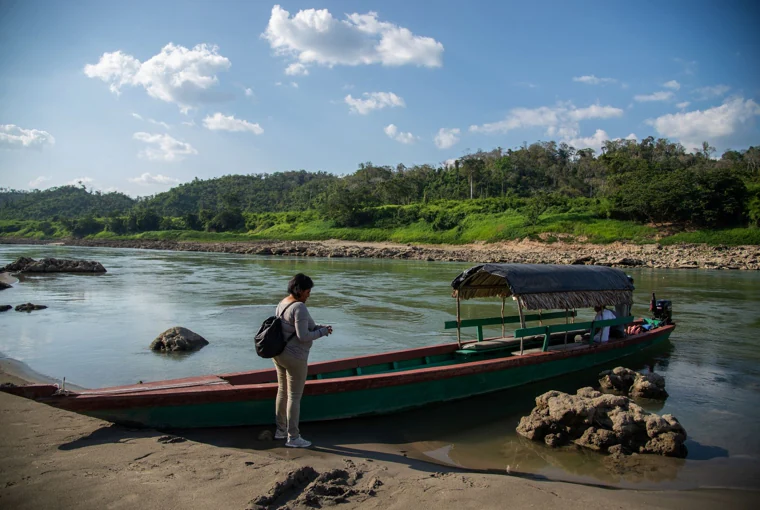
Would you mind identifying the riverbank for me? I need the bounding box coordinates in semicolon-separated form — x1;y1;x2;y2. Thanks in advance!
2;237;759;270
1;364;756;509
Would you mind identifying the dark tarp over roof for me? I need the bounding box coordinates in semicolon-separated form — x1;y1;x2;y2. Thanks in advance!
451;263;634;310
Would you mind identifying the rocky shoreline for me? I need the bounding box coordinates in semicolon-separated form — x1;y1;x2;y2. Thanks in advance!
1;237;759;270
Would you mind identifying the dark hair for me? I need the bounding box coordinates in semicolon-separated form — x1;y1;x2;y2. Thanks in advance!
288;273;314;298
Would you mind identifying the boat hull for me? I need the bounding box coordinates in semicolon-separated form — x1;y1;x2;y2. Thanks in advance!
68;326;673;429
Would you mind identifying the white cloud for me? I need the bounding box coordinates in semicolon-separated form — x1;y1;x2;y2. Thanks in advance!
648;97;760;149
443;158;456;168
245;87;254;96
694;84;730;100
572;75;616;85
344;91;405;114
148;118;170;129
290;81;299;88
384;124;416;144
132;113;171;129
563;130;637;154
181;120;196;127
469;101;623;140
262;5;443;76
434;127;460;149
663;80;681;90
676;101;691;109
85;43;231;113
133;132;198;161
29;176;51;188
0;124;55;150
128;172;181;185
634;91;674;102
202;113;264;134
285;62;309;76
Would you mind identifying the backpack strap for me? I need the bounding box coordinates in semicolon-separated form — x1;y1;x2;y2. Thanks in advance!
277;300;299;343
277;299;299;319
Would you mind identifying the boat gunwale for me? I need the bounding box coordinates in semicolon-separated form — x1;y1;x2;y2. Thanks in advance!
30;324;675;412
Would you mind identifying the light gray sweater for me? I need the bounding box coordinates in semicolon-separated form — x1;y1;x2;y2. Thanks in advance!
275;299;328;360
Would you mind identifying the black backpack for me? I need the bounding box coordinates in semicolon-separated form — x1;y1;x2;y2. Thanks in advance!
254;301;298;358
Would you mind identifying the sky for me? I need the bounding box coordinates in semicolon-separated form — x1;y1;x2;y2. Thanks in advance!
1;0;759;197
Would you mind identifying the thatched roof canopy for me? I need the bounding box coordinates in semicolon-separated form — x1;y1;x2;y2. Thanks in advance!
451;263;634;310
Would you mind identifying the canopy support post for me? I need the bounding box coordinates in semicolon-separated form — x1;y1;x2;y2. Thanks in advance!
501;297;506;338
564;308;569;345
518;300;526;355
456;295;462;349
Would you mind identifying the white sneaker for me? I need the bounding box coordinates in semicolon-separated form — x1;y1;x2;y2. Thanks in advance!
285;436;312;448
274;430;287;440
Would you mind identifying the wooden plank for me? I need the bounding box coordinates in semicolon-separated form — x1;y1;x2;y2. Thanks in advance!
515;326;548;338
444;310;576;330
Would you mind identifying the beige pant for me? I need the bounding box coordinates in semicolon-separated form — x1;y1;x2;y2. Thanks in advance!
273;350;309;439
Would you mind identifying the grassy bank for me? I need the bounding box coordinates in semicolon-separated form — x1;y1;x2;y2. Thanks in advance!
3;212;759;246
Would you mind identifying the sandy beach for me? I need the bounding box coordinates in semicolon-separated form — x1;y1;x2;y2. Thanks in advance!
0;361;756;509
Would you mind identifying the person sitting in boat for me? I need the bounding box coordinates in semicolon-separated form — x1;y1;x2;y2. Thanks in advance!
273;273;333;448
593;305;616;343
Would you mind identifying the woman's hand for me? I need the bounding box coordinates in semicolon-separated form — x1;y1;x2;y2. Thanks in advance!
325;325;333;335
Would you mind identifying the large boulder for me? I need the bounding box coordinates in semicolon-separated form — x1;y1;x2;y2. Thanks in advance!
150;327;209;352
2;257;106;274
0;281;11;290
0;305;12;312
516;387;687;458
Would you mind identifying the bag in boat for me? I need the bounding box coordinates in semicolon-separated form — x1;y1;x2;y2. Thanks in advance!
254;301;297;358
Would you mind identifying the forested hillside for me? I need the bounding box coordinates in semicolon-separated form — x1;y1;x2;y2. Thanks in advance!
0;185;135;220
1;137;759;244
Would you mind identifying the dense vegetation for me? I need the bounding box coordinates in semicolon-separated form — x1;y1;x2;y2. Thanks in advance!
2;137;759;245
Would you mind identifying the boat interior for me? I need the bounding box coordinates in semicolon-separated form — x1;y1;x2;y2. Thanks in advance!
221;311;638;386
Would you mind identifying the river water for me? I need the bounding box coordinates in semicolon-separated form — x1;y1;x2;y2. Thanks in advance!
1;245;759;491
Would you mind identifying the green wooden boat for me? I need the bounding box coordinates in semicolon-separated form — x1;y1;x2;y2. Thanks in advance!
1;264;675;429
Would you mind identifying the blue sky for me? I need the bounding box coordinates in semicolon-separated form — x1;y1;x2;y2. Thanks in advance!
1;0;759;196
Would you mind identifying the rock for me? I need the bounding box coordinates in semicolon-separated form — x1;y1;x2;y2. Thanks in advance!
515;389;687;458
150;327;209;352
640;431;688;457
0;281;11;290
598;367;636;392
0;305;11;312
574;427;619;451
15;303;48;312
2;257;106;274
607;444;628;456
257;430;273;441
576;386;602;399
630;372;669;399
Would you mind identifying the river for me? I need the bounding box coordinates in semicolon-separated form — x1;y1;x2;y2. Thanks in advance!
1;245;758;491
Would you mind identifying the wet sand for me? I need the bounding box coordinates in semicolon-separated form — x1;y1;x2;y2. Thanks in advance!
1;361;757;509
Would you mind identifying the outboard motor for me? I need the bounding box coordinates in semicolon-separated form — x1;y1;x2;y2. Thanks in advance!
649;292;673;324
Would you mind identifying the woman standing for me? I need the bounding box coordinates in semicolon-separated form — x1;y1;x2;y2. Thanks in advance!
273;273;332;448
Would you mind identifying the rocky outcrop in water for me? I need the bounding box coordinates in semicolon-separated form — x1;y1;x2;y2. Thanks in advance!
0;305;11;312
0;281;10;290
15;303;48;312
2;238;758;270
150;327;209;352
516;387;687;457
2;257;106;274
599;367;668;400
